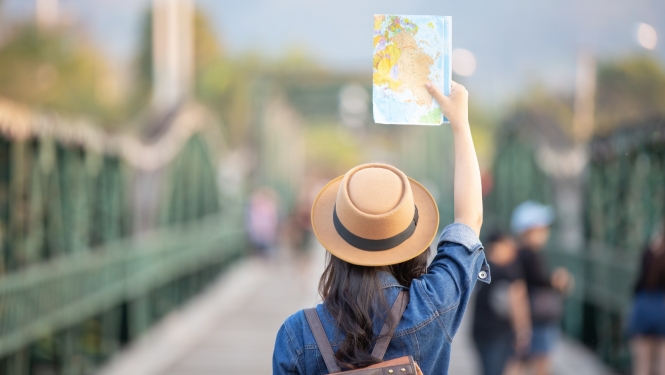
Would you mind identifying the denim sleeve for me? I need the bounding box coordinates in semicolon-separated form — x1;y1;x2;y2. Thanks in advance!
414;222;490;340
272;323;300;374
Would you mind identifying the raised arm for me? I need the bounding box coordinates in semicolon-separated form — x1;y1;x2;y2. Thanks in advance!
426;81;483;236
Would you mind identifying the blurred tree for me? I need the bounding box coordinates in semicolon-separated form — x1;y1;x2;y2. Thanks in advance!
192;16;325;145
595;56;665;133
468;104;497;169
131;6;330;146
500;86;574;148
197;60;252;144
304;123;361;175
271;46;323;75
0;25;121;125
194;10;223;72
193;10;253;145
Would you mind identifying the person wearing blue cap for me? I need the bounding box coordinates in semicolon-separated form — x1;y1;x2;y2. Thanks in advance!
510;201;573;375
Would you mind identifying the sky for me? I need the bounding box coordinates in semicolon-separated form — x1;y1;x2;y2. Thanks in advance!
3;0;665;107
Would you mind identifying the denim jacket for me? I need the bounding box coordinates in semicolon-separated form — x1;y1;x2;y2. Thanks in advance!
272;223;490;375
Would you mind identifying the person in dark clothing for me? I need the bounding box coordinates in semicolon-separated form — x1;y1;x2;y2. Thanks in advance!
510;201;573;375
628;224;665;375
473;232;531;375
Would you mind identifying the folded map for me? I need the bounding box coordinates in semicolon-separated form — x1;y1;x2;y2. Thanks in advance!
373;15;452;125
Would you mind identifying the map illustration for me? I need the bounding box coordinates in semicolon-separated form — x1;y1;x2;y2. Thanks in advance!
373;15;451;125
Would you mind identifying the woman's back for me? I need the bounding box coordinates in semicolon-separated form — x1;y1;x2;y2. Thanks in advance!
273;223;490;374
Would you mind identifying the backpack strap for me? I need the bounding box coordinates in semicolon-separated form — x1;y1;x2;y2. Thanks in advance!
371;290;409;360
304;290;410;371
304;308;341;373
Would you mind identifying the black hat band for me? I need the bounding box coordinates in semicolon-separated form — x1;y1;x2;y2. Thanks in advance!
332;205;419;251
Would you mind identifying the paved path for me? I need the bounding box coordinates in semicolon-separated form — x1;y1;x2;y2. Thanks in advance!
96;247;324;375
96;244;615;375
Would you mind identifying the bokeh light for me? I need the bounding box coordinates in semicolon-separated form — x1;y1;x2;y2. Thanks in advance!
637;23;658;50
339;83;369;128
452;48;477;77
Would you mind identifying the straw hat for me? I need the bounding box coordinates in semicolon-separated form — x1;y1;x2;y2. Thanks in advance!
311;163;439;266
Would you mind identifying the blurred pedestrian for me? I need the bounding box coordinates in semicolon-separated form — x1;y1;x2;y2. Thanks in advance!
246;187;280;259
286;181;320;257
628;223;665;375
472;232;531;375
510;201;573;375
284;180;324;295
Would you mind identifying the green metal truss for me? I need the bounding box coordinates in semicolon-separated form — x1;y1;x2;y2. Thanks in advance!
0;100;246;374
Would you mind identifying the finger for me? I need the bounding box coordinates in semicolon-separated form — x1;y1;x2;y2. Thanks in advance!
425;82;449;104
450;80;466;94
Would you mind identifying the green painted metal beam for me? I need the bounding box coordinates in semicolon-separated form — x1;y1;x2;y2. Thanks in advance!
0;212;245;359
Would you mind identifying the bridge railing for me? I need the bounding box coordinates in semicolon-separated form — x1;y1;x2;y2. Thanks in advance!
0;99;247;374
486;117;665;372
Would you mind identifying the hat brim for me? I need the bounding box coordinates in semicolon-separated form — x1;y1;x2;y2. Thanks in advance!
311;175;440;267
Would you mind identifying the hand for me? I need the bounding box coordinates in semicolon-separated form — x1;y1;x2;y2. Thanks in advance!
551;268;574;294
514;329;532;356
649;234;664;255
425;81;469;128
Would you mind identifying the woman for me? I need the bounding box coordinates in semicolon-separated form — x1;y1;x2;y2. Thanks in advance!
272;81;489;374
472;232;531;375
628;225;665;375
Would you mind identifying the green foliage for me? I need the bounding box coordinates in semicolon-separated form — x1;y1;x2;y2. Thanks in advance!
194;10;223;71
489;56;665;156
595;56;665;133
304;123;361;175
195;48;324;145
196;59;252;145
468;104;497;168
499;86;574;150
0;25;123;126
132;8;328;145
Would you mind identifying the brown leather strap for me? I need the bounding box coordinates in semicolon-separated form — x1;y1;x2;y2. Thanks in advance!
371;290;409;359
304;308;341;373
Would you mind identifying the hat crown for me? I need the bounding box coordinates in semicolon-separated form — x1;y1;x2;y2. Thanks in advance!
347;168;403;215
336;164;415;240
310;162;440;266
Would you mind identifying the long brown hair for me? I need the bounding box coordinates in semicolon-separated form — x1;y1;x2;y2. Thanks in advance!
318;249;429;369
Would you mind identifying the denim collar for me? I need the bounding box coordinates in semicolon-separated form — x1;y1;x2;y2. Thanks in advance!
378;270;407;289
